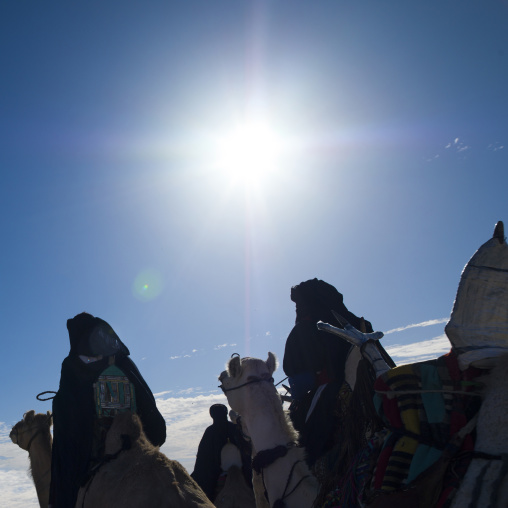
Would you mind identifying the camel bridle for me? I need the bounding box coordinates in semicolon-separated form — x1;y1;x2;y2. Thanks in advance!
24;428;43;452
12;413;52;452
219;373;274;393
252;443;311;508
219;372;310;507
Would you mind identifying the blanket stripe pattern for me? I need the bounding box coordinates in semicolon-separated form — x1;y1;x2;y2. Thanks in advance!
371;350;482;506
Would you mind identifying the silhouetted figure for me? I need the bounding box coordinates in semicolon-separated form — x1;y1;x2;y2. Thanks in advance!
191;404;252;501
49;312;166;508
283;278;373;467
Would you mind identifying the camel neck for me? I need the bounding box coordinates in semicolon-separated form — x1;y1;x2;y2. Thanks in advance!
28;432;52;508
243;405;292;452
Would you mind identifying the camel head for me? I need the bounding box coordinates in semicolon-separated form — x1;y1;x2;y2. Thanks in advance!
219;352;278;415
10;410;52;451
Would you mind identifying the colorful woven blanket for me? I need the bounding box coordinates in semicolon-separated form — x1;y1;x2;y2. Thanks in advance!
370;350;482;507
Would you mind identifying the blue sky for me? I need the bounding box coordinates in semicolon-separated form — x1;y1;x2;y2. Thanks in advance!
1;1;507;504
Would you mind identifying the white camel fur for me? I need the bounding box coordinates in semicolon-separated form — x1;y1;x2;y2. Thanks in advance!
219;353;319;508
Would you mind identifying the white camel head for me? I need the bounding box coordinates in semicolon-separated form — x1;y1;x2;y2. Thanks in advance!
219;352;278;416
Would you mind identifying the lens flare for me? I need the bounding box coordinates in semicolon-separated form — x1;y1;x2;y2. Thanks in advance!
133;269;163;302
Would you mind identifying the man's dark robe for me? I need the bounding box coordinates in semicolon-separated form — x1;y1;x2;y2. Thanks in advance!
282;279;373;466
49;314;166;508
191;405;252;501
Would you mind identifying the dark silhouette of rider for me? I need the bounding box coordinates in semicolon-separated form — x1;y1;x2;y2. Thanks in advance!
191;404;252;501
49;312;166;508
283;278;373;466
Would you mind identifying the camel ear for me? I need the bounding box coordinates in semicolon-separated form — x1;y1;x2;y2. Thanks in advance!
24;410;35;421
266;352;278;375
228;355;242;378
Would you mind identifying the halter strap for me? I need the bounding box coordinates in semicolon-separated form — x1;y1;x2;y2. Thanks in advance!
22;414;52;452
219;376;274;393
25;428;43;452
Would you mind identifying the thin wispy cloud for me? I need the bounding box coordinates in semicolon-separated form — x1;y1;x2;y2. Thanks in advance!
488;142;504;151
447;137;469;153
213;343;237;350
429;137;473;161
440;137;505;156
386;334;451;365
384;317;448;335
170;344;238;358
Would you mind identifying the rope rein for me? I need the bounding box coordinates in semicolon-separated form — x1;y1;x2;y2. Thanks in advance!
274;459;311;508
36;391;57;401
253;443;310;508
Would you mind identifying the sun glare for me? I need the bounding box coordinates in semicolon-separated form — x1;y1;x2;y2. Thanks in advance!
215;121;282;187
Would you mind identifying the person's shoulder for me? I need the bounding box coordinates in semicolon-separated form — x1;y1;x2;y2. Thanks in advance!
288;320;317;337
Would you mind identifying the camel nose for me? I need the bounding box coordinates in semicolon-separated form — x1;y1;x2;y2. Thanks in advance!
9;430;17;443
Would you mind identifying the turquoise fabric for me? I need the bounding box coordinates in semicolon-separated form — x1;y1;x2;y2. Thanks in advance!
420;364;446;424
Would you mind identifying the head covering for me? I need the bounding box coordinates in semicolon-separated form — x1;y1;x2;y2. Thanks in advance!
290;278;373;332
445;221;508;369
209;404;228;423
67;312;130;357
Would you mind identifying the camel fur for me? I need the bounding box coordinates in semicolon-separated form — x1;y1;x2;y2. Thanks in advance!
77;411;214;508
10;410;52;508
219;353;319;508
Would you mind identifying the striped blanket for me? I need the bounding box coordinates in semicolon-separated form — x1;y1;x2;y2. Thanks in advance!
368;350;483;507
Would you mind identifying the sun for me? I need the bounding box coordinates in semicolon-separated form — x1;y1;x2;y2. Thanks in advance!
215;121;282;187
